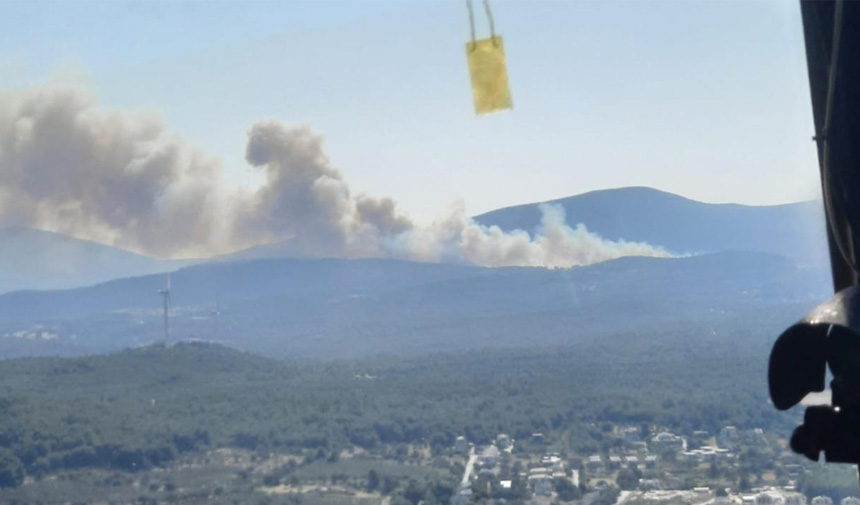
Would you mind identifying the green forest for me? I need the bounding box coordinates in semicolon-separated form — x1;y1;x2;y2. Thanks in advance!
0;320;795;490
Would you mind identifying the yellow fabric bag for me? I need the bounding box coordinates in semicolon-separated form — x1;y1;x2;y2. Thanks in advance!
466;36;512;114
465;0;512;115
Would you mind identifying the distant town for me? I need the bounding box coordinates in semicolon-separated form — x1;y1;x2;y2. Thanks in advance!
447;425;852;505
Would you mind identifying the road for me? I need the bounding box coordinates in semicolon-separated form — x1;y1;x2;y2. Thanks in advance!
461;447;478;488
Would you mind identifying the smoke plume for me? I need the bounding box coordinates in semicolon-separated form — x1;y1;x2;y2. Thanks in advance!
0;82;670;267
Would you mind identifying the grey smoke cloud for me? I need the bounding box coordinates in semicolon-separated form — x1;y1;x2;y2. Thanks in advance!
0;84;228;257
0;82;670;267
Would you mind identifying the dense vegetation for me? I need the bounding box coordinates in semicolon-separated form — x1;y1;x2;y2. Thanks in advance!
798;464;860;501
0;318;796;487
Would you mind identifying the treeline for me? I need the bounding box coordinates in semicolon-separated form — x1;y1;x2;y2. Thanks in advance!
798;464;860;502
0;333;790;486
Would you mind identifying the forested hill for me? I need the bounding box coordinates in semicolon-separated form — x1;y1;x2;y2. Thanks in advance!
0;251;830;359
0;337;792;482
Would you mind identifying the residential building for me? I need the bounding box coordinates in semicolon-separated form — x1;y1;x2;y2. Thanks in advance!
586;455;603;475
529;468;550;478
650;432;685;453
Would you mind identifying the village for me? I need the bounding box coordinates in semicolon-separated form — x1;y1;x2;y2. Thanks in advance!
448;425;854;505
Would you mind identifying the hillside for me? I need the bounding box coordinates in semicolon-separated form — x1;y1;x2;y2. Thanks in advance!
0;252;830;359
474;187;827;258
0;227;192;294
0;339;787;484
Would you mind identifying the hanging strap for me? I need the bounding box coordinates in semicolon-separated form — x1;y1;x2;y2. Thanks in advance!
466;0;497;49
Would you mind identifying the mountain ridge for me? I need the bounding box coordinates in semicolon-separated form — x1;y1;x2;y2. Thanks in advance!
474;186;826;258
0;250;830;360
0;227;193;294
0;186;827;295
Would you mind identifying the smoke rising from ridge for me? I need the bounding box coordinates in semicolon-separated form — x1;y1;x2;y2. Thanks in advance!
0;82;670;266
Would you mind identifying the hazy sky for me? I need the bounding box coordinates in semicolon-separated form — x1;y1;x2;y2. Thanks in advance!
1;0;820;224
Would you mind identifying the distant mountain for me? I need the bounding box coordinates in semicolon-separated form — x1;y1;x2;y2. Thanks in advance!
0;187;833;360
474;187;827;259
0;252;830;360
209;238;306;263
215;187;829;264
0;227;192;294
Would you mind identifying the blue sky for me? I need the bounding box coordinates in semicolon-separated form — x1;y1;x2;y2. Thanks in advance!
0;0;819;224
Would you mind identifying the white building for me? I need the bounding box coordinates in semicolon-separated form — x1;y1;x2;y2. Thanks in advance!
586;455;603;473
651;432;686;453
715;448;733;461
812;497;833;505
680;451;700;464
542;455;562;465
529;468;550;478
841;498;860;505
